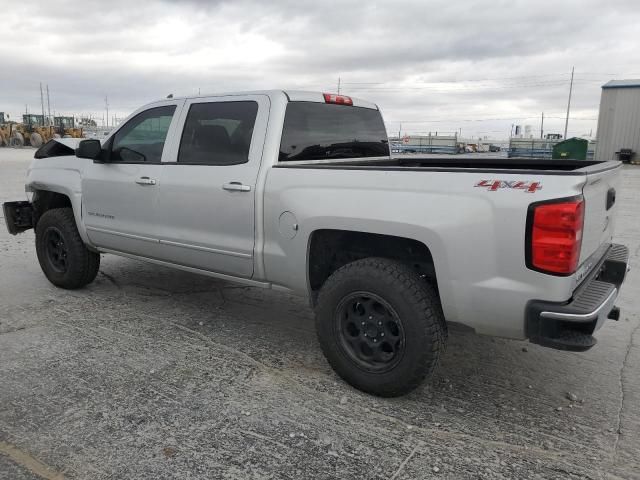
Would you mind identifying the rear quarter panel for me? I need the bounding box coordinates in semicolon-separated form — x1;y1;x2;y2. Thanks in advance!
263;166;589;339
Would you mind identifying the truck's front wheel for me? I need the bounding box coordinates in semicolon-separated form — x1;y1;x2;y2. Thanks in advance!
315;257;445;397
35;208;100;289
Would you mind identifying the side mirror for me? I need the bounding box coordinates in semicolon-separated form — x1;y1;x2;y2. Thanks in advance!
76;139;103;161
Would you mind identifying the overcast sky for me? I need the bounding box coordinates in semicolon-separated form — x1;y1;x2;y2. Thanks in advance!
1;0;639;139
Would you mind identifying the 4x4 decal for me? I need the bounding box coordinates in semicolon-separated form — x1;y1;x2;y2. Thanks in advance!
475;180;542;193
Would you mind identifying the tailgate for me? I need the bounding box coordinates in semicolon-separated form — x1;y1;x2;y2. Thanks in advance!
580;165;622;265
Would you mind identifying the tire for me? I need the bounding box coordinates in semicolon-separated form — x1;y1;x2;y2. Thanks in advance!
315;257;445;397
35;208;100;289
30;132;43;148
10;132;24;148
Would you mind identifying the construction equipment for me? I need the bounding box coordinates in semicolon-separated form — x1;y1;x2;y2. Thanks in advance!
0;114;34;147
8;114;50;148
53;116;83;139
0;119;26;148
6;114;57;148
0;113;8;146
0;126;9;147
1;112;84;148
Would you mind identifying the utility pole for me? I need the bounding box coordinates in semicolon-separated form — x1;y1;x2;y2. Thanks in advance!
105;96;109;128
40;83;46;126
540;112;544;139
46;85;52;126
337;77;341;94
564;67;574;139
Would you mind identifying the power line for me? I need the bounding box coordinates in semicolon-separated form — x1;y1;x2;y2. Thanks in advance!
341;73;573;85
339;72;640;87
340;79;606;93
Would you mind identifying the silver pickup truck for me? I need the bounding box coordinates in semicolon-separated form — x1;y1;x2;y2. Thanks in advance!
3;90;630;396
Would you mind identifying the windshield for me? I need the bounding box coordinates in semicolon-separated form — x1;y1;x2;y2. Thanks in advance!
279;102;389;161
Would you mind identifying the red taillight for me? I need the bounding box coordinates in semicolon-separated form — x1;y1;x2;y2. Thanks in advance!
323;93;353;106
529;198;584;275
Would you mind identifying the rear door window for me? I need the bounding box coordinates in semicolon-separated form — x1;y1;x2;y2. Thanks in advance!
279;102;389;161
177;101;258;165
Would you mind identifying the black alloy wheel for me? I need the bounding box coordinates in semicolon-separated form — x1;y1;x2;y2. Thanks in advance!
43;226;68;273
336;292;405;373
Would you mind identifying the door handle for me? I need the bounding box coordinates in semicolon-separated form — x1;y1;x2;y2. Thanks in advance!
135;177;157;186
222;182;251;192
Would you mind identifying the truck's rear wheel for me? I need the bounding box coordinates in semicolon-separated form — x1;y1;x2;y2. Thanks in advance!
35;208;100;289
315;257;445;397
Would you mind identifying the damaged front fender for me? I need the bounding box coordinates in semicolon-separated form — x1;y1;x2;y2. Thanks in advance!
34;137;81;159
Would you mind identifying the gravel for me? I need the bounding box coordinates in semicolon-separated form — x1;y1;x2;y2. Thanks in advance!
1;148;640;479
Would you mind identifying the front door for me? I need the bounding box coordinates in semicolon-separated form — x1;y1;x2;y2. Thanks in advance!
82;101;183;258
155;95;269;278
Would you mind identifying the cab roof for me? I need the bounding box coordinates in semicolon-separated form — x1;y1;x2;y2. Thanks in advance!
152;90;379;110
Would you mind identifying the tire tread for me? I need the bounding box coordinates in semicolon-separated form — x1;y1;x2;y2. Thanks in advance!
315;257;445;397
35;207;100;289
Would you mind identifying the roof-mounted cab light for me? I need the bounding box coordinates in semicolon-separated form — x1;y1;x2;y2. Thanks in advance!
323;93;353;106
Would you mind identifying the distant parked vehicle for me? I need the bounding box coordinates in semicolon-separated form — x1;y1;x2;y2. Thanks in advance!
489;144;501;152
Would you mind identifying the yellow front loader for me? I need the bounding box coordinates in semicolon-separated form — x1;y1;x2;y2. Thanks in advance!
54;116;83;139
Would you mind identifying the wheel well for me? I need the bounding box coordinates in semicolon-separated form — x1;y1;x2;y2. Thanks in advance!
308;229;436;298
32;190;72;224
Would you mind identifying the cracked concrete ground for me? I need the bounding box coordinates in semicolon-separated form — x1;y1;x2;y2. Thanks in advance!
1;147;639;479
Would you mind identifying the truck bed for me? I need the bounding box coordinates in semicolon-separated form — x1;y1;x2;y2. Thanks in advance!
276;156;618;175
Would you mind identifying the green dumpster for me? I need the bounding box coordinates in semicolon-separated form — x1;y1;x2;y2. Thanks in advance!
552;137;588;160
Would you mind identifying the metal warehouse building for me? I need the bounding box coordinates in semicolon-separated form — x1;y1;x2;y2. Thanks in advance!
596;80;640;161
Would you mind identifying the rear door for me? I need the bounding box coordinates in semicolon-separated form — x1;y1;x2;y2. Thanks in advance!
154;95;269;277
82;101;183;257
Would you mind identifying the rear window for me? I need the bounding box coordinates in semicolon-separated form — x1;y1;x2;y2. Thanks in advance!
178;101;258;165
279;102;389;162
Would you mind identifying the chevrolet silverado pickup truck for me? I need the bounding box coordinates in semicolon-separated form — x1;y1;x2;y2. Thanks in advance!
3;90;630;397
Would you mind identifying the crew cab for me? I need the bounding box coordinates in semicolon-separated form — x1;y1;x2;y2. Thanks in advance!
3;90;629;396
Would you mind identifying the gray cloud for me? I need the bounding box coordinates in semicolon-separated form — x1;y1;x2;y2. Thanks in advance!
1;0;639;138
